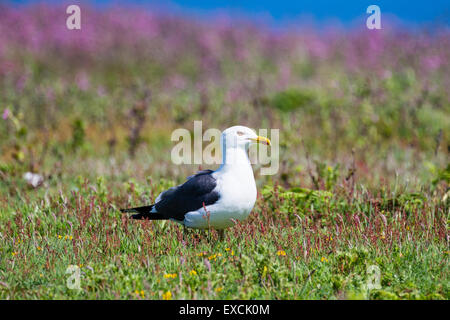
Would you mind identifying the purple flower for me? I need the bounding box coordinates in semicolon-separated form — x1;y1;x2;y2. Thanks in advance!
75;72;90;91
2;108;10;120
422;55;442;71
203;258;211;272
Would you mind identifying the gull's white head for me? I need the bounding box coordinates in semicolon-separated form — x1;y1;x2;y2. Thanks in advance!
221;125;271;150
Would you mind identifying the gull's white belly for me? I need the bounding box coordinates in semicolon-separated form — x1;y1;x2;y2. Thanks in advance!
183;202;255;229
182;178;257;229
175;148;258;230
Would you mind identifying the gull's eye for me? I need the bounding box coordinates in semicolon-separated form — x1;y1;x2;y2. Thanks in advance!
236;131;245;136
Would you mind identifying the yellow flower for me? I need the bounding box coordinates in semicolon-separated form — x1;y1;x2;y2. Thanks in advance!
79;264;83;268
163;273;177;279
321;257;328;263
406;226;410;231
208;254;217;261
36;246;42;251
69;236;73;240
162;291;172;300
133;290;145;298
197;252;206;257
262;266;268;278
215;287;223;292
225;248;230;251
381;235;385;239
231;250;234;256
11;251;18;257
189;269;197;276
277;250;286;256
58;235;62;239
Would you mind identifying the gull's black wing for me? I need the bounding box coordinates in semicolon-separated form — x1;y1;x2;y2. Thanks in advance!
122;170;220;221
155;170;220;221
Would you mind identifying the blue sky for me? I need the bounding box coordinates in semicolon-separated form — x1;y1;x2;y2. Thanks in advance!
9;0;450;27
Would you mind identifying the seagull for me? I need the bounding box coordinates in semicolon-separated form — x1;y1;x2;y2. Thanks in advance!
120;125;271;238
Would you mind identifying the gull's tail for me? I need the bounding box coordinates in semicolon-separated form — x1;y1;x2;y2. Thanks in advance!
120;205;166;220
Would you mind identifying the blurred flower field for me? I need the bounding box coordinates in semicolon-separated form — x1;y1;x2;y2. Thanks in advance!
0;4;448;299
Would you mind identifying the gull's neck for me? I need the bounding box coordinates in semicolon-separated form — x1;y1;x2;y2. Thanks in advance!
217;146;254;179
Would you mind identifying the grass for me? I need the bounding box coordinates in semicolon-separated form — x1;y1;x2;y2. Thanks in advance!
0;4;449;299
0;176;448;299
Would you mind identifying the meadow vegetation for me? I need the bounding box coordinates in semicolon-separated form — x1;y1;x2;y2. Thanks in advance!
0;5;448;299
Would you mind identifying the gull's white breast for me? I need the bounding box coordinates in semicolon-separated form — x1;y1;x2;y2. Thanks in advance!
183;167;257;229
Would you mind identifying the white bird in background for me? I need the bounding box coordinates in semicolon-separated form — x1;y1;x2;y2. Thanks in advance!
121;126;271;238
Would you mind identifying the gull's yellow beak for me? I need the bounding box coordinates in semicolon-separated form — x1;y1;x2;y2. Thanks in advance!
249;136;271;146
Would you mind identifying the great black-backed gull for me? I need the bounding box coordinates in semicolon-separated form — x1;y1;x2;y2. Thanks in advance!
120;126;271;236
